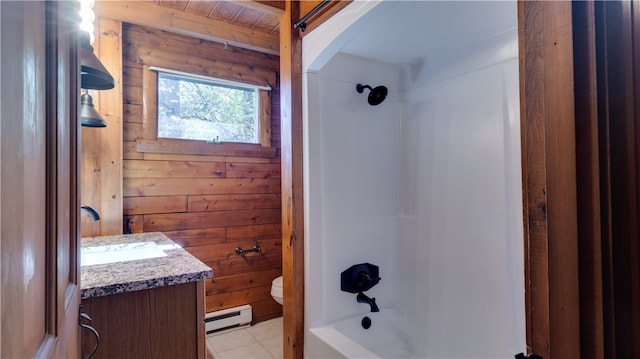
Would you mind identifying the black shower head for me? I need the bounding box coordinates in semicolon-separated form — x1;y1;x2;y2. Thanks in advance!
356;83;388;106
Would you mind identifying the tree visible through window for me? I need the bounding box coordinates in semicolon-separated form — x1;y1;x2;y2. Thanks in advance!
157;72;258;143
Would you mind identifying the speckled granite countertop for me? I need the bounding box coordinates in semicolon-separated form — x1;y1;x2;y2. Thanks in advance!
80;232;212;299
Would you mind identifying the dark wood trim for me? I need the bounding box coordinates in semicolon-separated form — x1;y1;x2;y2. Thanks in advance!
45;0;61;339
572;2;605;358
280;1;305;358
196;280;206;359
595;1;640;356
519;2;581;357
593;2;616;356
634;2;640;353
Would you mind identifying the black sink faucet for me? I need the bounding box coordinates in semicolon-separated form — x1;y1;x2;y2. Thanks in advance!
81;206;101;221
357;291;379;312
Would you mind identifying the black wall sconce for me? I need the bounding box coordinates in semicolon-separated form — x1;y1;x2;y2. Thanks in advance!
79;31;114;127
80;32;114;90
79;91;107;128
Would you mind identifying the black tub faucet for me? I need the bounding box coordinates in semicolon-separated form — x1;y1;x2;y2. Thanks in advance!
341;263;381;312
357;292;379;312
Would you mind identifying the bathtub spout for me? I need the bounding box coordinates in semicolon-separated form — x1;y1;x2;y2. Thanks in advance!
357;292;379;312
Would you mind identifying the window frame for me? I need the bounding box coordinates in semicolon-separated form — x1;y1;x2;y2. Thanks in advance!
138;65;275;158
155;70;262;144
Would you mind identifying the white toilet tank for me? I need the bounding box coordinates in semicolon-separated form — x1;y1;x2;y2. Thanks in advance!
271;276;283;305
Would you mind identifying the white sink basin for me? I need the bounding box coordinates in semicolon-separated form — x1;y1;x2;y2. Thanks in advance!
81;241;168;266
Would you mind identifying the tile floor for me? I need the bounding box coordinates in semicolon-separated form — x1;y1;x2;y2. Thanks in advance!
207;317;283;359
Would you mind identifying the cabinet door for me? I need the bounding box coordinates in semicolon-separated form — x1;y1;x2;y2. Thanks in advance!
0;1;81;357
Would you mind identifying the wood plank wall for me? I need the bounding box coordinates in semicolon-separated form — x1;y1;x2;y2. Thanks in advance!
81;17;123;237
121;23;282;323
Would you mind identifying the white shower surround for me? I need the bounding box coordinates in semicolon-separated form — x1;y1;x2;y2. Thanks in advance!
302;1;526;358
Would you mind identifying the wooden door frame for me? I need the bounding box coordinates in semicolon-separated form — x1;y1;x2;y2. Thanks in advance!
519;1;581;358
280;2;304;359
280;1;583;358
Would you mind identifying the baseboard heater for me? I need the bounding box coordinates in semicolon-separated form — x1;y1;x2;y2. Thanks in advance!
204;304;252;337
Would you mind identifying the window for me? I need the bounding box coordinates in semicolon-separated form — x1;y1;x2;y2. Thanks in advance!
157;72;259;144
138;66;275;158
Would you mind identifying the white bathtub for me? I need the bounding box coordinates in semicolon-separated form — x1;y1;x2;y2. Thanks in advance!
306;310;413;359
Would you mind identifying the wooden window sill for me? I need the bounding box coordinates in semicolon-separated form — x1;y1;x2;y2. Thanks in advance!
136;138;277;158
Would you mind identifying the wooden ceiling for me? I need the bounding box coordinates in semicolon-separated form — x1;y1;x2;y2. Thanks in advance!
156;1;281;34
94;1;284;55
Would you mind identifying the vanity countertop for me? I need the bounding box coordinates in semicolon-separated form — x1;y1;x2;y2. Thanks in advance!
80;232;212;299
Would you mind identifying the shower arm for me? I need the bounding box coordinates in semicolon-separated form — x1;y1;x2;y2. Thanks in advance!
356;84;373;93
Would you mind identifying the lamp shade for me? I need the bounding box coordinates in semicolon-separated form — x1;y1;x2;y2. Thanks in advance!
80;32;114;90
80;93;107;127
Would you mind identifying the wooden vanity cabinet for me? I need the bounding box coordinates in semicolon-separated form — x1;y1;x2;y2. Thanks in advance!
80;281;206;359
